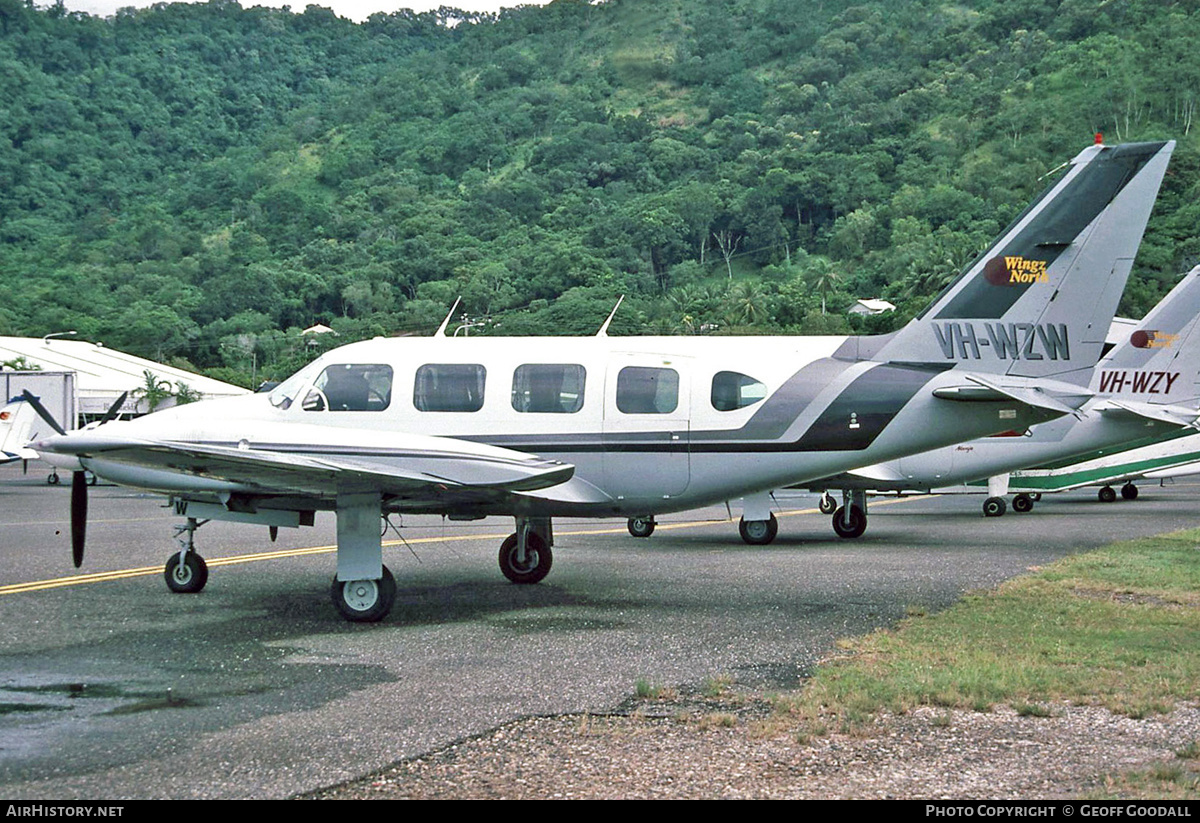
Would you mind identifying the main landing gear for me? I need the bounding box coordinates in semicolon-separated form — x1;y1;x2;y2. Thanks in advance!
499;518;554;584
738;513;778;545
331;566;396;622
830;489;868;539
983;492;1039;517
627;516;656;538
1099;483;1139;502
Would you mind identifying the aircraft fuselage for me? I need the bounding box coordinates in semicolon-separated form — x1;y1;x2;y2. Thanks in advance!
85;334;1065;518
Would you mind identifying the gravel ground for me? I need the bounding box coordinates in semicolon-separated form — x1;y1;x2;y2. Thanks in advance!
303;692;1200;800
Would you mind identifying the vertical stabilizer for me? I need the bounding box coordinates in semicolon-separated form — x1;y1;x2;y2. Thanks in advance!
1095;265;1200;407
0;397;42;461
869;140;1174;385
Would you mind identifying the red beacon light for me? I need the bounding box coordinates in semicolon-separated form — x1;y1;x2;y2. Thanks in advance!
1095;132;1104;144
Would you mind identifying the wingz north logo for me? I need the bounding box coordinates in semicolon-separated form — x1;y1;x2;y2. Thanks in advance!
983;255;1050;286
1098;370;1180;395
1129;330;1179;349
933;322;1070;361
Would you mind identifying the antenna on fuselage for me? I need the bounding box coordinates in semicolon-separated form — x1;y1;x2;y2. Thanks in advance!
435;297;462;337
596;295;624;337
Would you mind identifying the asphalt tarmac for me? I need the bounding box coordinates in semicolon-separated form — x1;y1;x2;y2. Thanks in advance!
1;461;1197;799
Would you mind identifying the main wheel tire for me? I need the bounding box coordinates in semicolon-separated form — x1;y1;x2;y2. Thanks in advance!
831;505;867;539
499;532;552;584
818;494;837;515
1098;486;1117;503
1012;493;1034;513
738;513;779;545
627;516;655;538
983;496;1007;517
1121;483;1139;501
331;565;396;622
165;552;209;594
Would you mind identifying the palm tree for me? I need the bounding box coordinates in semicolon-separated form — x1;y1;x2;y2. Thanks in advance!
804;256;841;315
724;281;768;326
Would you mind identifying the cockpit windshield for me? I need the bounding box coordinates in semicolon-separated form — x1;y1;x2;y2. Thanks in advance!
268;359;326;410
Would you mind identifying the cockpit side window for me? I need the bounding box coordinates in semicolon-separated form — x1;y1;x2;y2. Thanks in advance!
301;364;393;412
711;371;767;411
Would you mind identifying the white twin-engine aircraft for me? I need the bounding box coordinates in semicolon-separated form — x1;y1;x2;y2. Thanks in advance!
38;139;1174;622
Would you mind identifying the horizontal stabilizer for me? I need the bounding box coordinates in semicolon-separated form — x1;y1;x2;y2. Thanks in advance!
933;373;1092;417
1095;400;1200;430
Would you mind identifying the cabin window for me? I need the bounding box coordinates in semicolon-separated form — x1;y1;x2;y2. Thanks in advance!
512;364;586;413
301;364;393;412
711;371;767;411
616;366;679;414
414;364;487;412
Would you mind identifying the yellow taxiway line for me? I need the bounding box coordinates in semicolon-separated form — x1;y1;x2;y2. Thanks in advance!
0;496;925;596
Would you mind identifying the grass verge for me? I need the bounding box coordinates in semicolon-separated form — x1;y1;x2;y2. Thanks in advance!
768;528;1200;735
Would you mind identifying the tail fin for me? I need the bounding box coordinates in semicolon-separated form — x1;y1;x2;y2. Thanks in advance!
0;397;42;461
1095;265;1200;407
866;140;1174;385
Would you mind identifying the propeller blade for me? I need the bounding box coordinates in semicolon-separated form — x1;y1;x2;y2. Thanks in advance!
99;392;128;425
71;470;87;568
20;390;66;436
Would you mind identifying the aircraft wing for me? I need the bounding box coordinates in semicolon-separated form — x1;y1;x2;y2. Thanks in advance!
36;431;578;506
1143;460;1200;480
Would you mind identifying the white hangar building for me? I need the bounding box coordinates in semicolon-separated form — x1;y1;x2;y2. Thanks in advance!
0;336;248;428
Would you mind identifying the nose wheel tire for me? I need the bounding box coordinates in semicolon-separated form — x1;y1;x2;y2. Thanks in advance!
1012;493;1035;513
499;532;552;584
1121;483;1139;500
331;565;396;622
1098;486;1117;503
818;494;837;514
164;552;209;594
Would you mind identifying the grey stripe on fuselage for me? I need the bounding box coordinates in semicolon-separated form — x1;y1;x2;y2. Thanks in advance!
471;359;941;454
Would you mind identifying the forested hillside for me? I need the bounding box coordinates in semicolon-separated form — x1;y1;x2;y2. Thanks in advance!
2;0;1197;386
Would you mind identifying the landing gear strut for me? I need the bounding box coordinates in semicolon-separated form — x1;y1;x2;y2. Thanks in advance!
165;517;209;594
